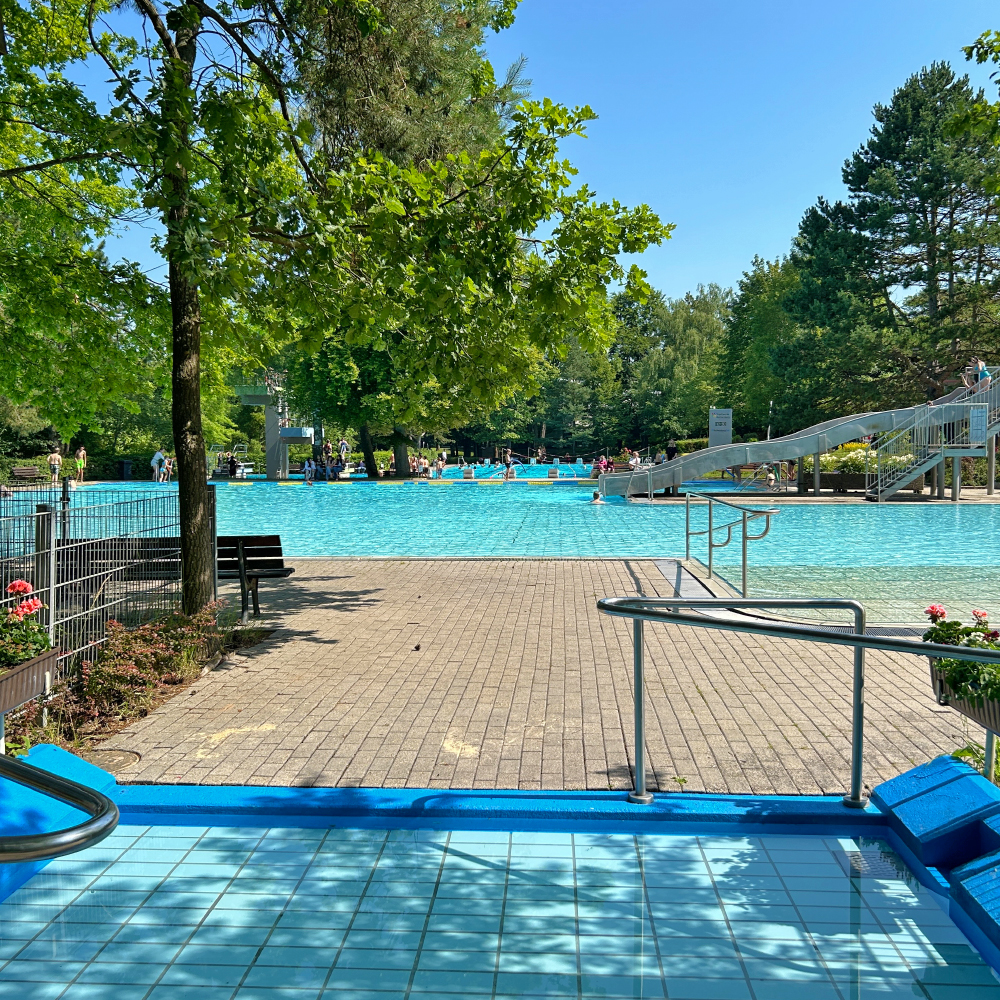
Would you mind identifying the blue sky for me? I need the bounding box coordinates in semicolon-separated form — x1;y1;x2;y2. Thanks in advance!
484;0;1000;299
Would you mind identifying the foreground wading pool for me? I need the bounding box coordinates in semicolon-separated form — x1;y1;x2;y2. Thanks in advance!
6;749;1000;1000
1;825;994;1000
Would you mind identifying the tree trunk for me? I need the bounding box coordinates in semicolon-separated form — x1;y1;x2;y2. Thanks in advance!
392;425;410;478
170;264;212;613
164;10;211;613
359;422;379;479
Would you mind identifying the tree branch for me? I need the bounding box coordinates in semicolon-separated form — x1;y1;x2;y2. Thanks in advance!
0;152;109;179
131;0;181;61
188;0;318;187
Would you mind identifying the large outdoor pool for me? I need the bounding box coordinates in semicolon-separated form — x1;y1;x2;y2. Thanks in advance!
10;481;994;622
64;480;1000;565
2;825;994;1000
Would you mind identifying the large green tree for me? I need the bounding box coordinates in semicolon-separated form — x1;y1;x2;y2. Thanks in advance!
772;63;1000;429
2;0;667;610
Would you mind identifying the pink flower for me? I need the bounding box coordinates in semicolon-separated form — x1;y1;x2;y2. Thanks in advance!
10;597;43;619
6;579;32;596
925;604;947;623
973;609;990;626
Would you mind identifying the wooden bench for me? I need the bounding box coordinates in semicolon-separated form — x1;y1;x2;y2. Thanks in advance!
12;466;41;485
217;534;295;622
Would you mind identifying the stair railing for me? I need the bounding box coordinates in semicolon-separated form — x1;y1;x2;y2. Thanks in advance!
597;596;1000;807
683;492;779;597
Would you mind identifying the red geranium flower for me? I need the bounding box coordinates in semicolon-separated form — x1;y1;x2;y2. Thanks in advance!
925;604;947;623
6;579;32;596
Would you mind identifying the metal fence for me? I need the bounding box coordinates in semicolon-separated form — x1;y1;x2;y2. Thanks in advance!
0;491;182;681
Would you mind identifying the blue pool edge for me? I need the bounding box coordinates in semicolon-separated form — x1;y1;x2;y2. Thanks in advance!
8;745;1000;977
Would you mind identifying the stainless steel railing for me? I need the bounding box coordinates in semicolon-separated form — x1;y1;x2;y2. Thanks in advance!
0;754;119;862
683;492;779;596
596;596;1000;807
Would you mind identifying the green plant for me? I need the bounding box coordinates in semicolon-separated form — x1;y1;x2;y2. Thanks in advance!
0;580;51;669
952;740;999;782
924;604;1000;704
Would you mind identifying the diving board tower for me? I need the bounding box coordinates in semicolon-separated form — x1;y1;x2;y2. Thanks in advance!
232;373;314;480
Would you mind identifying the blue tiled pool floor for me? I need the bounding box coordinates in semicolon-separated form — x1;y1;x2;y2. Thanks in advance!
1;827;996;999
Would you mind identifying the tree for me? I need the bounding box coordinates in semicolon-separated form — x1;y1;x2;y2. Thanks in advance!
722;257;798;434
770;63;1000;430
3;0;669;611
630;285;731;442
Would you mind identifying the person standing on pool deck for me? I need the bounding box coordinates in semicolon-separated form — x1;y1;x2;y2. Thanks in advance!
338;437;349;463
47;448;62;484
666;439;678;462
151;448;164;481
75;446;87;482
323;439;333;465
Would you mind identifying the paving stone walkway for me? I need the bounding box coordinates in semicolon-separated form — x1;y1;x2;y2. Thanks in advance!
103;559;969;795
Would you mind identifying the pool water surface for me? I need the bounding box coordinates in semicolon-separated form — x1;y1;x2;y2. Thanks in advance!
0;825;994;999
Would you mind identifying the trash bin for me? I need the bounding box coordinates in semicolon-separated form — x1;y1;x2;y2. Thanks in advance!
116;459;132;480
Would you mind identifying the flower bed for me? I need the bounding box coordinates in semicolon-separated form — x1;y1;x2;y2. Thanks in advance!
0;579;53;722
924;604;1000;732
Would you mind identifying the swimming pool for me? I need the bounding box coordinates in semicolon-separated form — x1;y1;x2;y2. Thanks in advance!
13;481;997;622
2;825;994;1000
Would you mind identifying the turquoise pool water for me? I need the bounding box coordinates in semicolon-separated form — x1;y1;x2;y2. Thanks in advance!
9;482;997;620
39;480;1000;563
1;825;994;999
203;483;1000;563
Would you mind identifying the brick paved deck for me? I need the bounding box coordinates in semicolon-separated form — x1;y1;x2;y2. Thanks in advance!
103;559;968;795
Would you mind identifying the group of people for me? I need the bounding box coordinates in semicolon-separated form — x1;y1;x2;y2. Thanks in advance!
151;449;174;482
46;447;87;484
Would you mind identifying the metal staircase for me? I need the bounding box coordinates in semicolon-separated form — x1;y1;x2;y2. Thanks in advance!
600;368;1000;501
865;370;1000;501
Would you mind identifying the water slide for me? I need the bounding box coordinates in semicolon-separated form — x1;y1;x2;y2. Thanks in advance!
599;369;1000;501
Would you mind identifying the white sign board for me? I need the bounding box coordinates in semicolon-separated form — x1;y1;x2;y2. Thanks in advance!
971;404;988;445
708;408;733;448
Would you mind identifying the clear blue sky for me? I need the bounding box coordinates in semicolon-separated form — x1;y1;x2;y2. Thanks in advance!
484;0;1000;299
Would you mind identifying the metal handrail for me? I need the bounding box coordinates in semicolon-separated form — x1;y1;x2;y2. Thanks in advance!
683;492;779;596
0;754;119;862
596;596;1000;808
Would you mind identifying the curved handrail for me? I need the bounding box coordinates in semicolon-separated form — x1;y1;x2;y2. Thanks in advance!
683;492;780;596
0;754;119;862
596;595;1000;807
683;491;780;517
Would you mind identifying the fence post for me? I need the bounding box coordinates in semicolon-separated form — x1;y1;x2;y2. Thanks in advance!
34;505;53;636
989;436;996;496
208;484;218;602
61;475;70;536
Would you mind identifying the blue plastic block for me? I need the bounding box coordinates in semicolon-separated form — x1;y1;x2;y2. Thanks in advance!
951;848;1000;886
953;861;1000;952
870;755;976;811
0;744;117;903
887;771;1000;868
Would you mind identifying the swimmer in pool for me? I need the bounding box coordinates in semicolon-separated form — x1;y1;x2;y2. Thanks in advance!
591;491;605;504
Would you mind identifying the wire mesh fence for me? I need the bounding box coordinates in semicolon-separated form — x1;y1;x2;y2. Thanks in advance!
0;490;184;681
